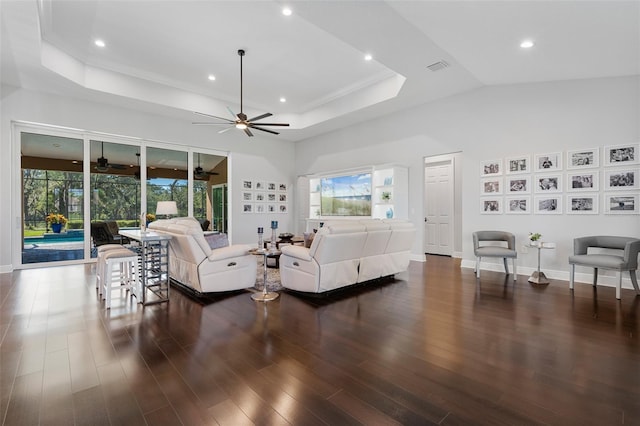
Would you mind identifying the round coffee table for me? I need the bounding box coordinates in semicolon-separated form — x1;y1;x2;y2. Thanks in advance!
248;248;280;302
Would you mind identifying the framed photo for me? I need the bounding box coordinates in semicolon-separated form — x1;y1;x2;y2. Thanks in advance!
278;183;288;192
267;193;277;202
505;155;530;174
604;143;639;166
242;203;253;213
278;204;288;213
604;169;638;190
567;148;599;169
534;196;562;214
242;191;253;202
255;181;266;191
242;180;253;190
567;194;598;214
267;204;277;213
480;198;503;214
534;152;563;172
255;192;266;202
506;176;530;194
505;196;531;214
480;178;502;195
279;193;287;202
534;174;562;193
267;182;277;191
255;204;266;214
480;159;502;177
605;193;639;215
566;171;599;192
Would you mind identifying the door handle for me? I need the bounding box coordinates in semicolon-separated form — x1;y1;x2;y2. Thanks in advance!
424;217;428;222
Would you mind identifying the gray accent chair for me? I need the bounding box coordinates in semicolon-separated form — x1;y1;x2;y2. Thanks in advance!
473;231;517;281
569;236;640;300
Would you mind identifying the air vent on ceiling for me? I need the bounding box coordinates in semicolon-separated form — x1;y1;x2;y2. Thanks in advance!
427;61;449;72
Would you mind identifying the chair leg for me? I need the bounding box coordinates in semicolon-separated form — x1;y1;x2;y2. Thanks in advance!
476;257;481;278
502;258;509;275
512;258;517;281
569;264;575;290
616;272;622;300
593;268;598;286
630;270;640;294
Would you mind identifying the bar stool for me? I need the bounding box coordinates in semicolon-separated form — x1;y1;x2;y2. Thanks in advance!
96;244;126;290
100;249;139;309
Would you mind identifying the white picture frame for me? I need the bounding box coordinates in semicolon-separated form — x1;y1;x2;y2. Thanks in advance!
566;171;599;192
567;148;599;169
242;180;253;190
255;204;266;214
506;176;531;194
242;203;253;213
604;193;639;215
267;204;277;213
567;194;598;214
480;198;503;214
604;168;638;190
534;152;563;172
480;178;503;195
278;204;288;213
480;159;502;177
242;191;253;202
534;195;562;214
505;196;531;214
267;182;277;191
255;181;266;191
279;193;287;202
604;143;639;166
534;174;562;193
255;192;266;202
278;183;288;192
267;192;277;202
505;155;531;175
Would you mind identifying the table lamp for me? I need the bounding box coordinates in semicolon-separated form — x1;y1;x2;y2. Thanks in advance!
156;201;178;219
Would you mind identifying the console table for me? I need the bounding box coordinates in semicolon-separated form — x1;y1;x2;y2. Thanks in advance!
119;230;172;305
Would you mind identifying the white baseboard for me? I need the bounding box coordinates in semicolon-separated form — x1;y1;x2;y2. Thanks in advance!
460;259;638;290
0;264;12;274
411;254;426;262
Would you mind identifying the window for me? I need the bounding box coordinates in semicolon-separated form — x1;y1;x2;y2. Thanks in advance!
320;173;372;216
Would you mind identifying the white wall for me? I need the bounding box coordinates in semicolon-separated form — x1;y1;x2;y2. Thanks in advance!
295;76;640;284
0;87;295;271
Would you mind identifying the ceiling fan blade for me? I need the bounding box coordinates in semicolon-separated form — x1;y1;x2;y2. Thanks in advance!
218;127;234;134
192;122;233;125
194;111;234;122
226;106;237;120
244;128;254;137
250;125;279;135
109;164;127;170
251;122;290;127
248;112;272;122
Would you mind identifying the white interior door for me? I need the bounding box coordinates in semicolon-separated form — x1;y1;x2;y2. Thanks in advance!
424;159;453;256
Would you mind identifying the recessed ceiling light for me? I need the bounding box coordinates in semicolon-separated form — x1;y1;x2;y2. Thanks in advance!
94;39;106;48
280;97;286;103
520;40;534;49
208;74;216;81
364;54;373;61
282;7;292;16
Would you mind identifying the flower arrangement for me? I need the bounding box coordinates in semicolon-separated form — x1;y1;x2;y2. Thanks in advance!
45;213;67;225
146;213;156;222
381;191;392;202
528;232;542;242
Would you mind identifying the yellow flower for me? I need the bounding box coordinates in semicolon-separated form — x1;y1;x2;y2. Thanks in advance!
46;213;67;225
146;213;156;222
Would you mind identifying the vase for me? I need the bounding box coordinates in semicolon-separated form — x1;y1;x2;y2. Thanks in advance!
386;208;394;219
51;223;63;233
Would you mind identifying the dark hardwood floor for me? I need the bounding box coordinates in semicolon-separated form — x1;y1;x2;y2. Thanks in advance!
1;255;639;425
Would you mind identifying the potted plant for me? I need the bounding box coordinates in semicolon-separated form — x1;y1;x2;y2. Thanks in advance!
381;191;392;203
146;213;156;226
46;213;68;233
528;232;542;246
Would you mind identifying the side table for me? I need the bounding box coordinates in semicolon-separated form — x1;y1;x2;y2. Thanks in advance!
248;248;281;302
528;242;556;285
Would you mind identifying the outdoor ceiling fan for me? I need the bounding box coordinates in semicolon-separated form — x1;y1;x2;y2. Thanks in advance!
192;49;290;137
194;153;219;178
95;141;126;172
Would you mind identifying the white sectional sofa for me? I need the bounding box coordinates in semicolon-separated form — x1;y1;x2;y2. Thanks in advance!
279;220;416;294
148;218;256;294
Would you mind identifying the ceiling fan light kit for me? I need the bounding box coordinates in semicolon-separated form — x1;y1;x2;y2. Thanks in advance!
193;49;289;137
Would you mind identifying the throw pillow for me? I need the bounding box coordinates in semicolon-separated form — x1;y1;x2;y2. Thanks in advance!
303;232;315;248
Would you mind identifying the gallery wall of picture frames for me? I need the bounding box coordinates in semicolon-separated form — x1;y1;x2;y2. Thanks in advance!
241;180;289;214
479;143;639;215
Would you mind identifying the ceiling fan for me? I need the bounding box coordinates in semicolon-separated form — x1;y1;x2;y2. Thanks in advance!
95;141;126;172
192;49;290;137
194;153;219;179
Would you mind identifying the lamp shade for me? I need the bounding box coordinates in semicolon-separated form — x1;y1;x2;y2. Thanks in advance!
156;201;178;216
